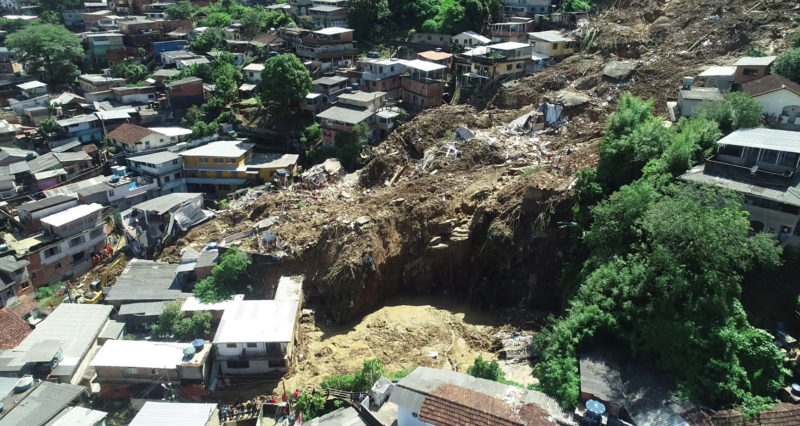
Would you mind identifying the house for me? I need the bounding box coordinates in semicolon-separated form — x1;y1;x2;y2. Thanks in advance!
353;58;405;99
490;17;535;43
54;114;103;143
90;339;212;399
679;128;800;246
733;56;776;85
152;68;180;84
122;192;210;258
165;77;204;110
579;353;625;417
78;74;127;94
11;202;108;287
311;75;349;104
0;147;35;166
127;150;186;194
16;80;47;99
0;381;88;426
0;256;32;310
698;66;736;92
110;85;158;105
0;303;112;384
84;33;125;65
288;0;313;16
316;91;386;145
309;4;347;30
104;259;192;307
467;42;534;80
213;299;300;375
81;10;114;30
61;9;85;29
410;32;451;49
528;30;575;60
451;31;491;50
161;50;203;67
16;195;79;234
401;59;447;109
177;57;210;70
504;0;552;16
676;85;723;118
742;74;800;130
0;121;19;149
128;402;218;426
180;141;298;193
388;367;574;426
7;81;49;116
74;174;160;209
296;27;357;73
243;62;265;84
302;407;368;426
107;123;192;153
417;50;453;67
116;300;168;331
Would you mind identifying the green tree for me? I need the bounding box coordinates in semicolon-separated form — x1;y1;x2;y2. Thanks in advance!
181;105;204;127
348;0;390;40
37;11;62;25
5;24;83;84
698;92;763;134
151;301;212;340
561;0;590;12
335;122;369;169
300;123;321;146
794;31;800;48
190;27;227;53
193;246;252;303
773;48;800;84
111;62;149;83
166;1;198;20
203;12;232;28
321;358;385;391
468;356;504;381
258;54;311;114
295;391;326;419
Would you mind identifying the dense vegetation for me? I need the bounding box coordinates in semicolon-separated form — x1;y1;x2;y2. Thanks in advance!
258;54;312;114
193;247;252;303
321;358;386;392
151;301;212;340
174;51;244;135
5;24;83;84
536;93;787;414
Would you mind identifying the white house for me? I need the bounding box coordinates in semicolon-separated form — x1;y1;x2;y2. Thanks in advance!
213;299;300;375
107;123;193;153
742;74;800;128
126;151;186;194
451;31;491;49
243;63;265;84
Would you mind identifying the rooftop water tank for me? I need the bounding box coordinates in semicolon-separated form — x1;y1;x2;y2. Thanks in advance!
192;339;205;352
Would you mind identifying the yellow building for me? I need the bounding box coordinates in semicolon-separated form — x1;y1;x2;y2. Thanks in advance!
180;140;299;193
527;31;575;59
466;42;533;80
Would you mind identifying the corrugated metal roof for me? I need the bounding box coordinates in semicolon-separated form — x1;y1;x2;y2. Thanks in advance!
128;402;217;426
679;164;800;207
316;105;374;124
303;407;367;426
132;192;202;215
106;259;189;303
48;406;108;426
715;128;800;153
734;56;776;66
16;195;76;213
128;151;181;165
118;301;168;317
0;382;86;426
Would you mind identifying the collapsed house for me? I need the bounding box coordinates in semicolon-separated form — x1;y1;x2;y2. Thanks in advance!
121;192;213;258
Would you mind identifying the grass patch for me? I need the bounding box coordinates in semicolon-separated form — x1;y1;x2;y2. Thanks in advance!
387;366;414;380
36;281;67;309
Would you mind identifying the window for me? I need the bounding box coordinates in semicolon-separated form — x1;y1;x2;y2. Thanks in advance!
55;262;62;270
226;343;237;348
174;172;181;179
246;343;257;348
743;68;758;76
226;360;250;369
214;157;224;163
44;246;60;259
150;368;158;375
268;360;284;368
72;252;85;263
164;176;170;183
90;227;104;238
69;235;84;248
172;160;178;165
780;152;799;168
506;64;513;71
199;157;209;163
216;171;223;178
760;149;779;164
126;368;138;374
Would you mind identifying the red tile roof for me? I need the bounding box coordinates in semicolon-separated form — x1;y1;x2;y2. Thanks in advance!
418;50;454;61
418;384;553;426
683;403;800;426
107;123;155;145
0;308;31;349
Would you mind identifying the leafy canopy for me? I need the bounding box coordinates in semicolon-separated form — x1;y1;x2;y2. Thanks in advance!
151;301;212;340
6;24;83;84
697;91;763;134
294;391;326;419
468;356;504;381
321;359;385;392
193;247;252;303
773;48;800;84
258;54;312;113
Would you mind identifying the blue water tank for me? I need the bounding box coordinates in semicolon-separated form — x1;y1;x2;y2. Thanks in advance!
109;176;120;183
192;339;206;352
352;83;360;90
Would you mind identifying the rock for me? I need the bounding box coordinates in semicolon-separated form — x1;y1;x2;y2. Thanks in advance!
455;126;475;141
575;77;598;90
390;198;405;206
555;89;591;107
355;216;371;226
603;60;637;81
429;236;442;246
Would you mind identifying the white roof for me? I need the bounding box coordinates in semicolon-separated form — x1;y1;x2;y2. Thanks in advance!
274;276;303;301
461;46;489;57
213;299;299;344
715;128;800;153
16;80;46;90
91;340;199;369
455;31;490;44
243;63;265;72
181;294;244;312
489;41;531;51
314;27;353;35
95;109;131;120
41;203;102;227
531;52;549;60
699;66;736;77
150;126;193;137
129;402;217;426
403;59;447;73
734;56;776;67
527;31;572;43
180;140;254;158
50;406;108;426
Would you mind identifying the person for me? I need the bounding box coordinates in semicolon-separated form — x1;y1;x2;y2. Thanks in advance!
281;393;287;402
466;98;471;105
293;389;300;400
